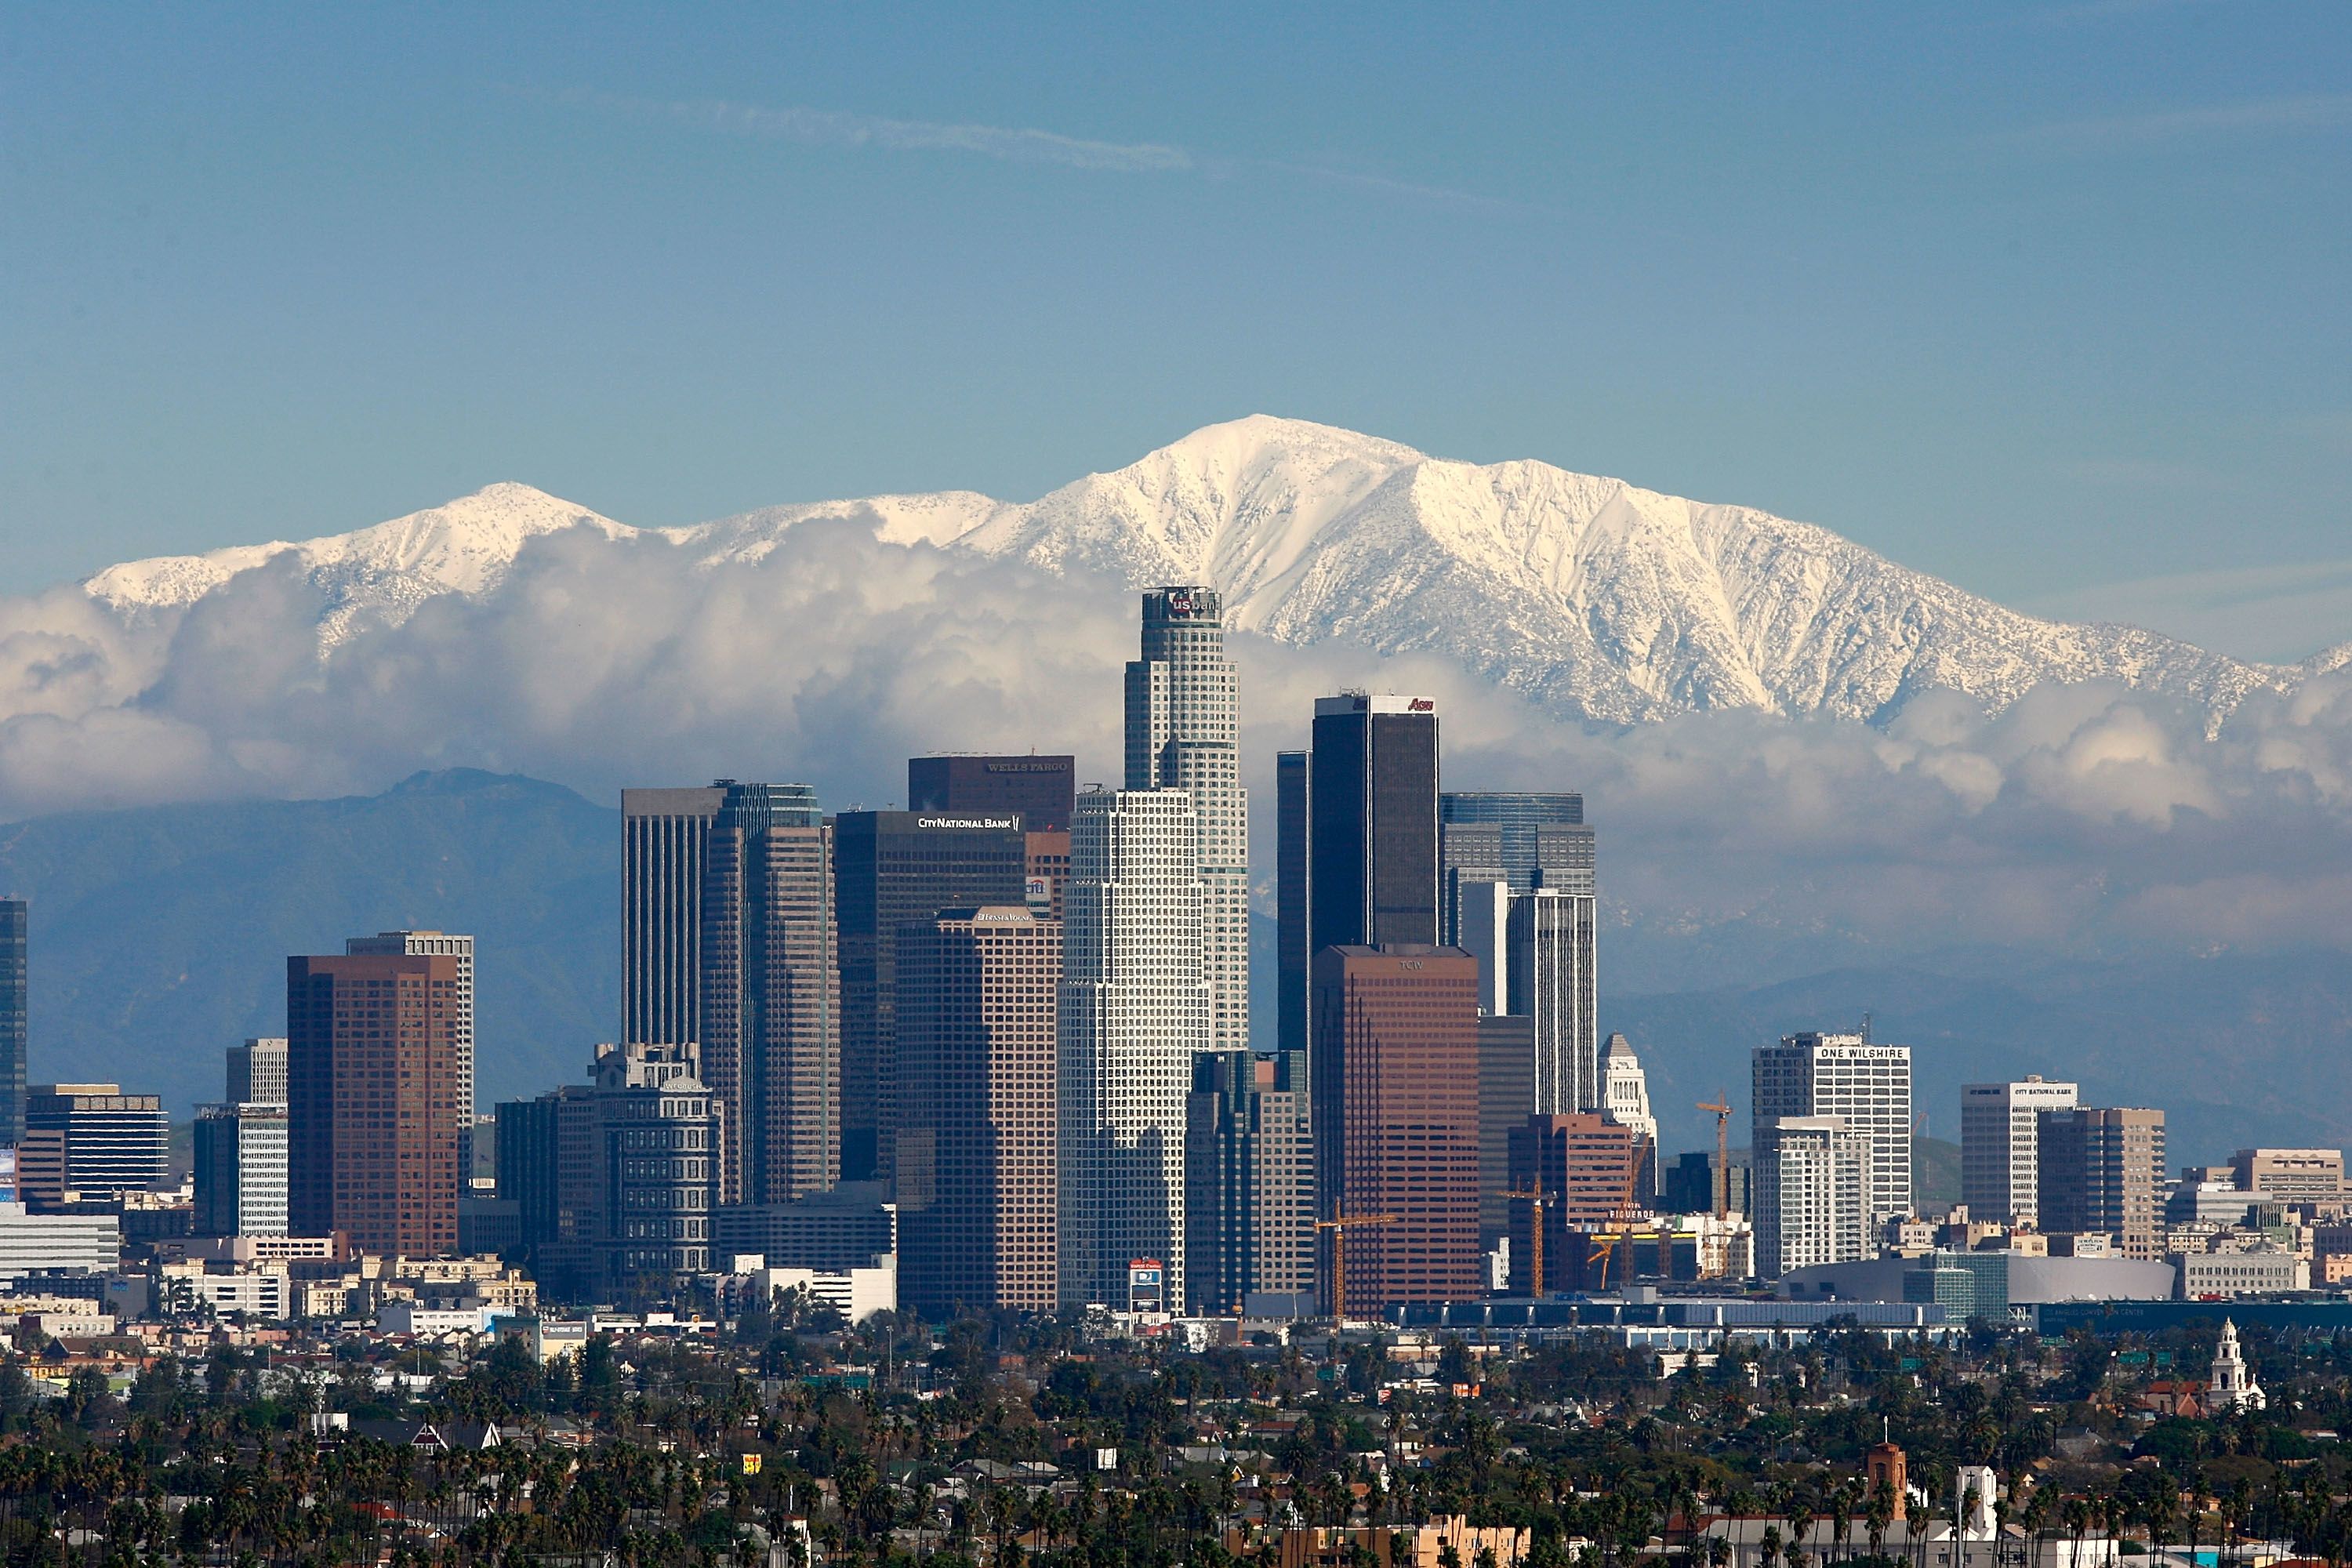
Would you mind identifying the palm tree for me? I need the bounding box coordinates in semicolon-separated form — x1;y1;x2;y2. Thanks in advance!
1867;1482;1894;1566
1830;1480;1859;1567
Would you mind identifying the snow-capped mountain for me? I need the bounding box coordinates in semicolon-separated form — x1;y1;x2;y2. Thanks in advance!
80;416;2315;724
85;481;634;649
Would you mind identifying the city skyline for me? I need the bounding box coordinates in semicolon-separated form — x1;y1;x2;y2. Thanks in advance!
4;16;2350;1552
0;518;2330;1329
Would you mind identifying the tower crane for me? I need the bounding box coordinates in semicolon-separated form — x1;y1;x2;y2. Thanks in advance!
1586;1146;1647;1291
1496;1170;1548;1297
1697;1094;1734;1220
1315;1213;1396;1324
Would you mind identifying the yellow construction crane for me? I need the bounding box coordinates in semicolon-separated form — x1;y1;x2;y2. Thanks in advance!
1697;1094;1734;1220
1315;1213;1396;1324
1496;1171;1548;1297
1585;1149;1646;1291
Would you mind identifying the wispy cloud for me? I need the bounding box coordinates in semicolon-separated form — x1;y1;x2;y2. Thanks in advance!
542;88;1192;174
2057;455;2234;489
2026;557;2352;664
523;86;1534;211
2005;93;2352;154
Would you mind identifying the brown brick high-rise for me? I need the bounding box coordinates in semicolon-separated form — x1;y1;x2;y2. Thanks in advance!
287;951;466;1256
1506;1112;1646;1294
895;906;1060;1316
1310;945;1483;1309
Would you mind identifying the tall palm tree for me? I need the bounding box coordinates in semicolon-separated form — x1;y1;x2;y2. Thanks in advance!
1867;1481;1894;1566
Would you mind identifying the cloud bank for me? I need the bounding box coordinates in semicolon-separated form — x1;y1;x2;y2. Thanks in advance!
3;518;2350;996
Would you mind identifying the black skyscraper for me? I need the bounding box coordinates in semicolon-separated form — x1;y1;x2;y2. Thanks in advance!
907;755;1076;832
833;811;1028;1184
1275;751;1312;1058
1304;695;1440;955
0;898;21;1145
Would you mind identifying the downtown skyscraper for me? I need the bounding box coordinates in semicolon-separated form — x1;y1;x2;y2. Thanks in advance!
1751;1030;1913;1243
1276;694;1440;1056
898;905;1062;1316
833;811;1026;1183
701;782;837;1206
621;785;727;1051
286;945;467;1255
1058;786;1207;1309
0;898;22;1145
1125;587;1248;1055
621;781;840;1207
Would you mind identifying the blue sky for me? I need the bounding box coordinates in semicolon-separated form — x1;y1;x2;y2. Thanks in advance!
3;2;2347;657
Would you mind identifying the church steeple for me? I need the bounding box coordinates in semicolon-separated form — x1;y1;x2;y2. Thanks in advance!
2209;1318;2266;1412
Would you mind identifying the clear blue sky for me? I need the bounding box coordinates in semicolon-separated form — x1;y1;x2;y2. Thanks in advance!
4;3;2347;655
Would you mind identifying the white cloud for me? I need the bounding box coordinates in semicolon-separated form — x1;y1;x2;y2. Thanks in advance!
2;520;2350;992
2005;94;2352;154
544;88;1195;175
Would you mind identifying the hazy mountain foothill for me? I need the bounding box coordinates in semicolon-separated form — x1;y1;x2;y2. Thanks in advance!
2;765;2339;1163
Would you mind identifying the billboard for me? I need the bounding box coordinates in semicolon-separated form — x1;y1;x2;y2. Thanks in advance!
1127;1259;1165;1313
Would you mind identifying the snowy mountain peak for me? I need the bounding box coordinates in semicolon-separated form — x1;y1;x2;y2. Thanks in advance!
70;419;2328;724
85;481;630;648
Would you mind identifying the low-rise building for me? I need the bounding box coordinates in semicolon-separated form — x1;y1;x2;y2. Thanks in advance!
1226;1518;1531;1568
2177;1248;2307;1298
495;1316;590;1363
154;1261;293;1320
0;1202;121;1281
378;1300;494;1337
707;1254;896;1324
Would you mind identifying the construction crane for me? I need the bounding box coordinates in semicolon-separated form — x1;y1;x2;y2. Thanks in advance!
1697;1094;1733;1220
1315;1213;1396;1324
1496;1171;1548;1297
1585;1147;1647;1291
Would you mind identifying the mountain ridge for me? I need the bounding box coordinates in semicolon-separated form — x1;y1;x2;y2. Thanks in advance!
78;416;2324;725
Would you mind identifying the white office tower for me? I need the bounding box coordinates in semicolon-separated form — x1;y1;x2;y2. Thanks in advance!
1961;1076;2078;1225
1506;886;1599;1112
1758;1115;1873;1276
1752;1031;1911;1228
225;1037;289;1105
1599;1033;1657;1149
193;1102;290;1237
347;930;475;1117
1456;878;1512;1014
1058;787;1208;1310
1125;588;1248;1055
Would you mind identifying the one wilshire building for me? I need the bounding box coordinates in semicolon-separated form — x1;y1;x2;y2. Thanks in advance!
1125;587;1249;1056
1752;1031;1913;1233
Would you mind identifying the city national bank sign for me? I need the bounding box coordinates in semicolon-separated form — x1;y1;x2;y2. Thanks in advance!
916;816;1019;831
